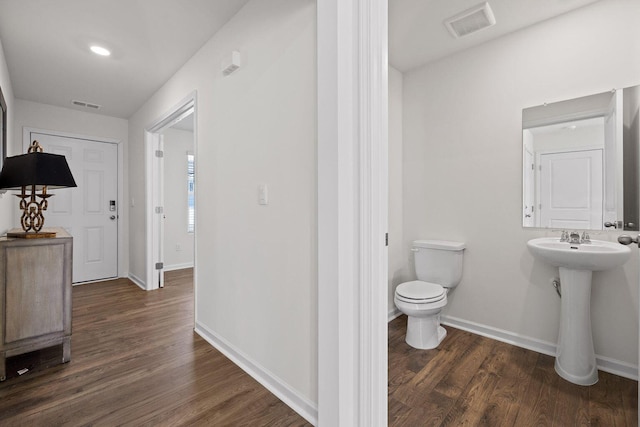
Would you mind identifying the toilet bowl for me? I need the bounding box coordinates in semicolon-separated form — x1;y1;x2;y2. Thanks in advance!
394;240;465;350
395;280;448;349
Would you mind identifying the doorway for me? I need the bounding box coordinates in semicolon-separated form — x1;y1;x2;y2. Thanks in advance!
145;94;196;290
159;114;195;276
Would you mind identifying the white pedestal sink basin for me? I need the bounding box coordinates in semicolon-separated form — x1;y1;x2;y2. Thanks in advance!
527;237;631;385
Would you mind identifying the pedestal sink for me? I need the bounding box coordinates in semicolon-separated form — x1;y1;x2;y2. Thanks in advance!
527;237;631;385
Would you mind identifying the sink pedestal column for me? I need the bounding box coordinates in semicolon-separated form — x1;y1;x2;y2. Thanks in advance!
555;267;598;386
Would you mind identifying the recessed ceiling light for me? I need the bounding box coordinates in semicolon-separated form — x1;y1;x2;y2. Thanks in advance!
90;45;111;56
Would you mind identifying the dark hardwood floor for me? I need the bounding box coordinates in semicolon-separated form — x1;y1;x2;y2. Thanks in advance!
388;315;638;426
0;269;310;426
2;269;637;426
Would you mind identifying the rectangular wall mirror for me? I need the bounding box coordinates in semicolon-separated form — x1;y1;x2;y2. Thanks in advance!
522;85;640;231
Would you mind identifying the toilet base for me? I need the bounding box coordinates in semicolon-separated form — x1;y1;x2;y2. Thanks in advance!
405;314;447;350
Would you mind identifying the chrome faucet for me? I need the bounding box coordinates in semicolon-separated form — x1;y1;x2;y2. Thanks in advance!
568;231;581;244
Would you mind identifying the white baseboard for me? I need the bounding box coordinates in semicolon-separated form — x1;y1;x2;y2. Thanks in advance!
128;273;147;291
195;322;318;426
388;308;401;322
594;354;639;381
440;315;638;381
164;262;194;272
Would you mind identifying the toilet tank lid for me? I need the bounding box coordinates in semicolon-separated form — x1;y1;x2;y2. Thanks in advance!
413;240;465;251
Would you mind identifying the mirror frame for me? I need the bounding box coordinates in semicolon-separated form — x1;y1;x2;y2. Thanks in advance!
0;84;6;171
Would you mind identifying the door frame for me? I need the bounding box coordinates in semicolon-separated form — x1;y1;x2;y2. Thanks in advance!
317;0;388;425
144;92;197;291
23;127;125;279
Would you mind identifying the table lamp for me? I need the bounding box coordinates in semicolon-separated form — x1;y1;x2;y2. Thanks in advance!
0;140;77;238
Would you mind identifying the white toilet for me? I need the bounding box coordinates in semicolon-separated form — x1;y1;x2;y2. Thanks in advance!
394;240;465;350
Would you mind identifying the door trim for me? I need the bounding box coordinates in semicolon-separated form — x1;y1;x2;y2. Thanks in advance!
317;0;388;424
22;127;125;279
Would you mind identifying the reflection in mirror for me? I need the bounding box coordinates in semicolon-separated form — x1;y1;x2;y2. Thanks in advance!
522;85;639;231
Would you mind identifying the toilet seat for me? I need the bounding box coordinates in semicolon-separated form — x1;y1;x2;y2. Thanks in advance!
395;280;445;304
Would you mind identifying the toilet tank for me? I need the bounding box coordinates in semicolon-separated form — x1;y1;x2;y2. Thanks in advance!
413;240;465;288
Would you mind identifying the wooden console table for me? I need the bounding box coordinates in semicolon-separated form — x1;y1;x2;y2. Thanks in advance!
0;228;72;381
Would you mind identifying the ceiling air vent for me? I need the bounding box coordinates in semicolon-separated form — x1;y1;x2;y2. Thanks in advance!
445;2;496;38
71;100;101;110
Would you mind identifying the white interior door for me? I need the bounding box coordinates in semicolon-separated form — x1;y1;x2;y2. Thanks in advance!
152;134;165;289
539;149;603;229
28;132;118;283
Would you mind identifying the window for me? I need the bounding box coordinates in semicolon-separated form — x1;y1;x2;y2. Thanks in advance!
187;152;195;233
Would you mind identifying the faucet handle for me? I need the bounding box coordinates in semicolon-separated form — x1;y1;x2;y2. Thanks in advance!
560;230;569;242
581;231;591;243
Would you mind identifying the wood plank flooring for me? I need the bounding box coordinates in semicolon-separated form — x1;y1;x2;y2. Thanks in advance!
0;269;310;426
388;315;638;426
1;269;637;426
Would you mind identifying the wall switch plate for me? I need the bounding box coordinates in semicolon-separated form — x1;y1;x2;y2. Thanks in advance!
258;184;268;205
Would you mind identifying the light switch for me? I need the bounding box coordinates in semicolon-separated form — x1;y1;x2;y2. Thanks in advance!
258;184;268;205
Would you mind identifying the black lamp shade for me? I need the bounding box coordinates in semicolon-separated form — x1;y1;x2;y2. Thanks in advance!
0;152;77;190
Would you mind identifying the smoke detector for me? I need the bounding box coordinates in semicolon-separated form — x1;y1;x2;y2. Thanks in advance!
444;2;496;38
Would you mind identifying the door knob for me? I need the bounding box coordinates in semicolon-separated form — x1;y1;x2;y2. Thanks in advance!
110;215;116;220
618;235;639;247
604;221;618;228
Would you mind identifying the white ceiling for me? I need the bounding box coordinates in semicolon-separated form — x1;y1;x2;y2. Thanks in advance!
389;0;601;72
0;0;601;118
0;0;250;118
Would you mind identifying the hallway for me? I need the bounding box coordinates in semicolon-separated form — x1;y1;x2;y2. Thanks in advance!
0;269;309;426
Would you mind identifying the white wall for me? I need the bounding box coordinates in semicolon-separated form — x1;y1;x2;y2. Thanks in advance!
402;0;640;368
0;39;15;234
13;100;129;152
388;66;409;316
127;0;317;417
12;99;129;277
162;128;194;270
531;122;604;153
